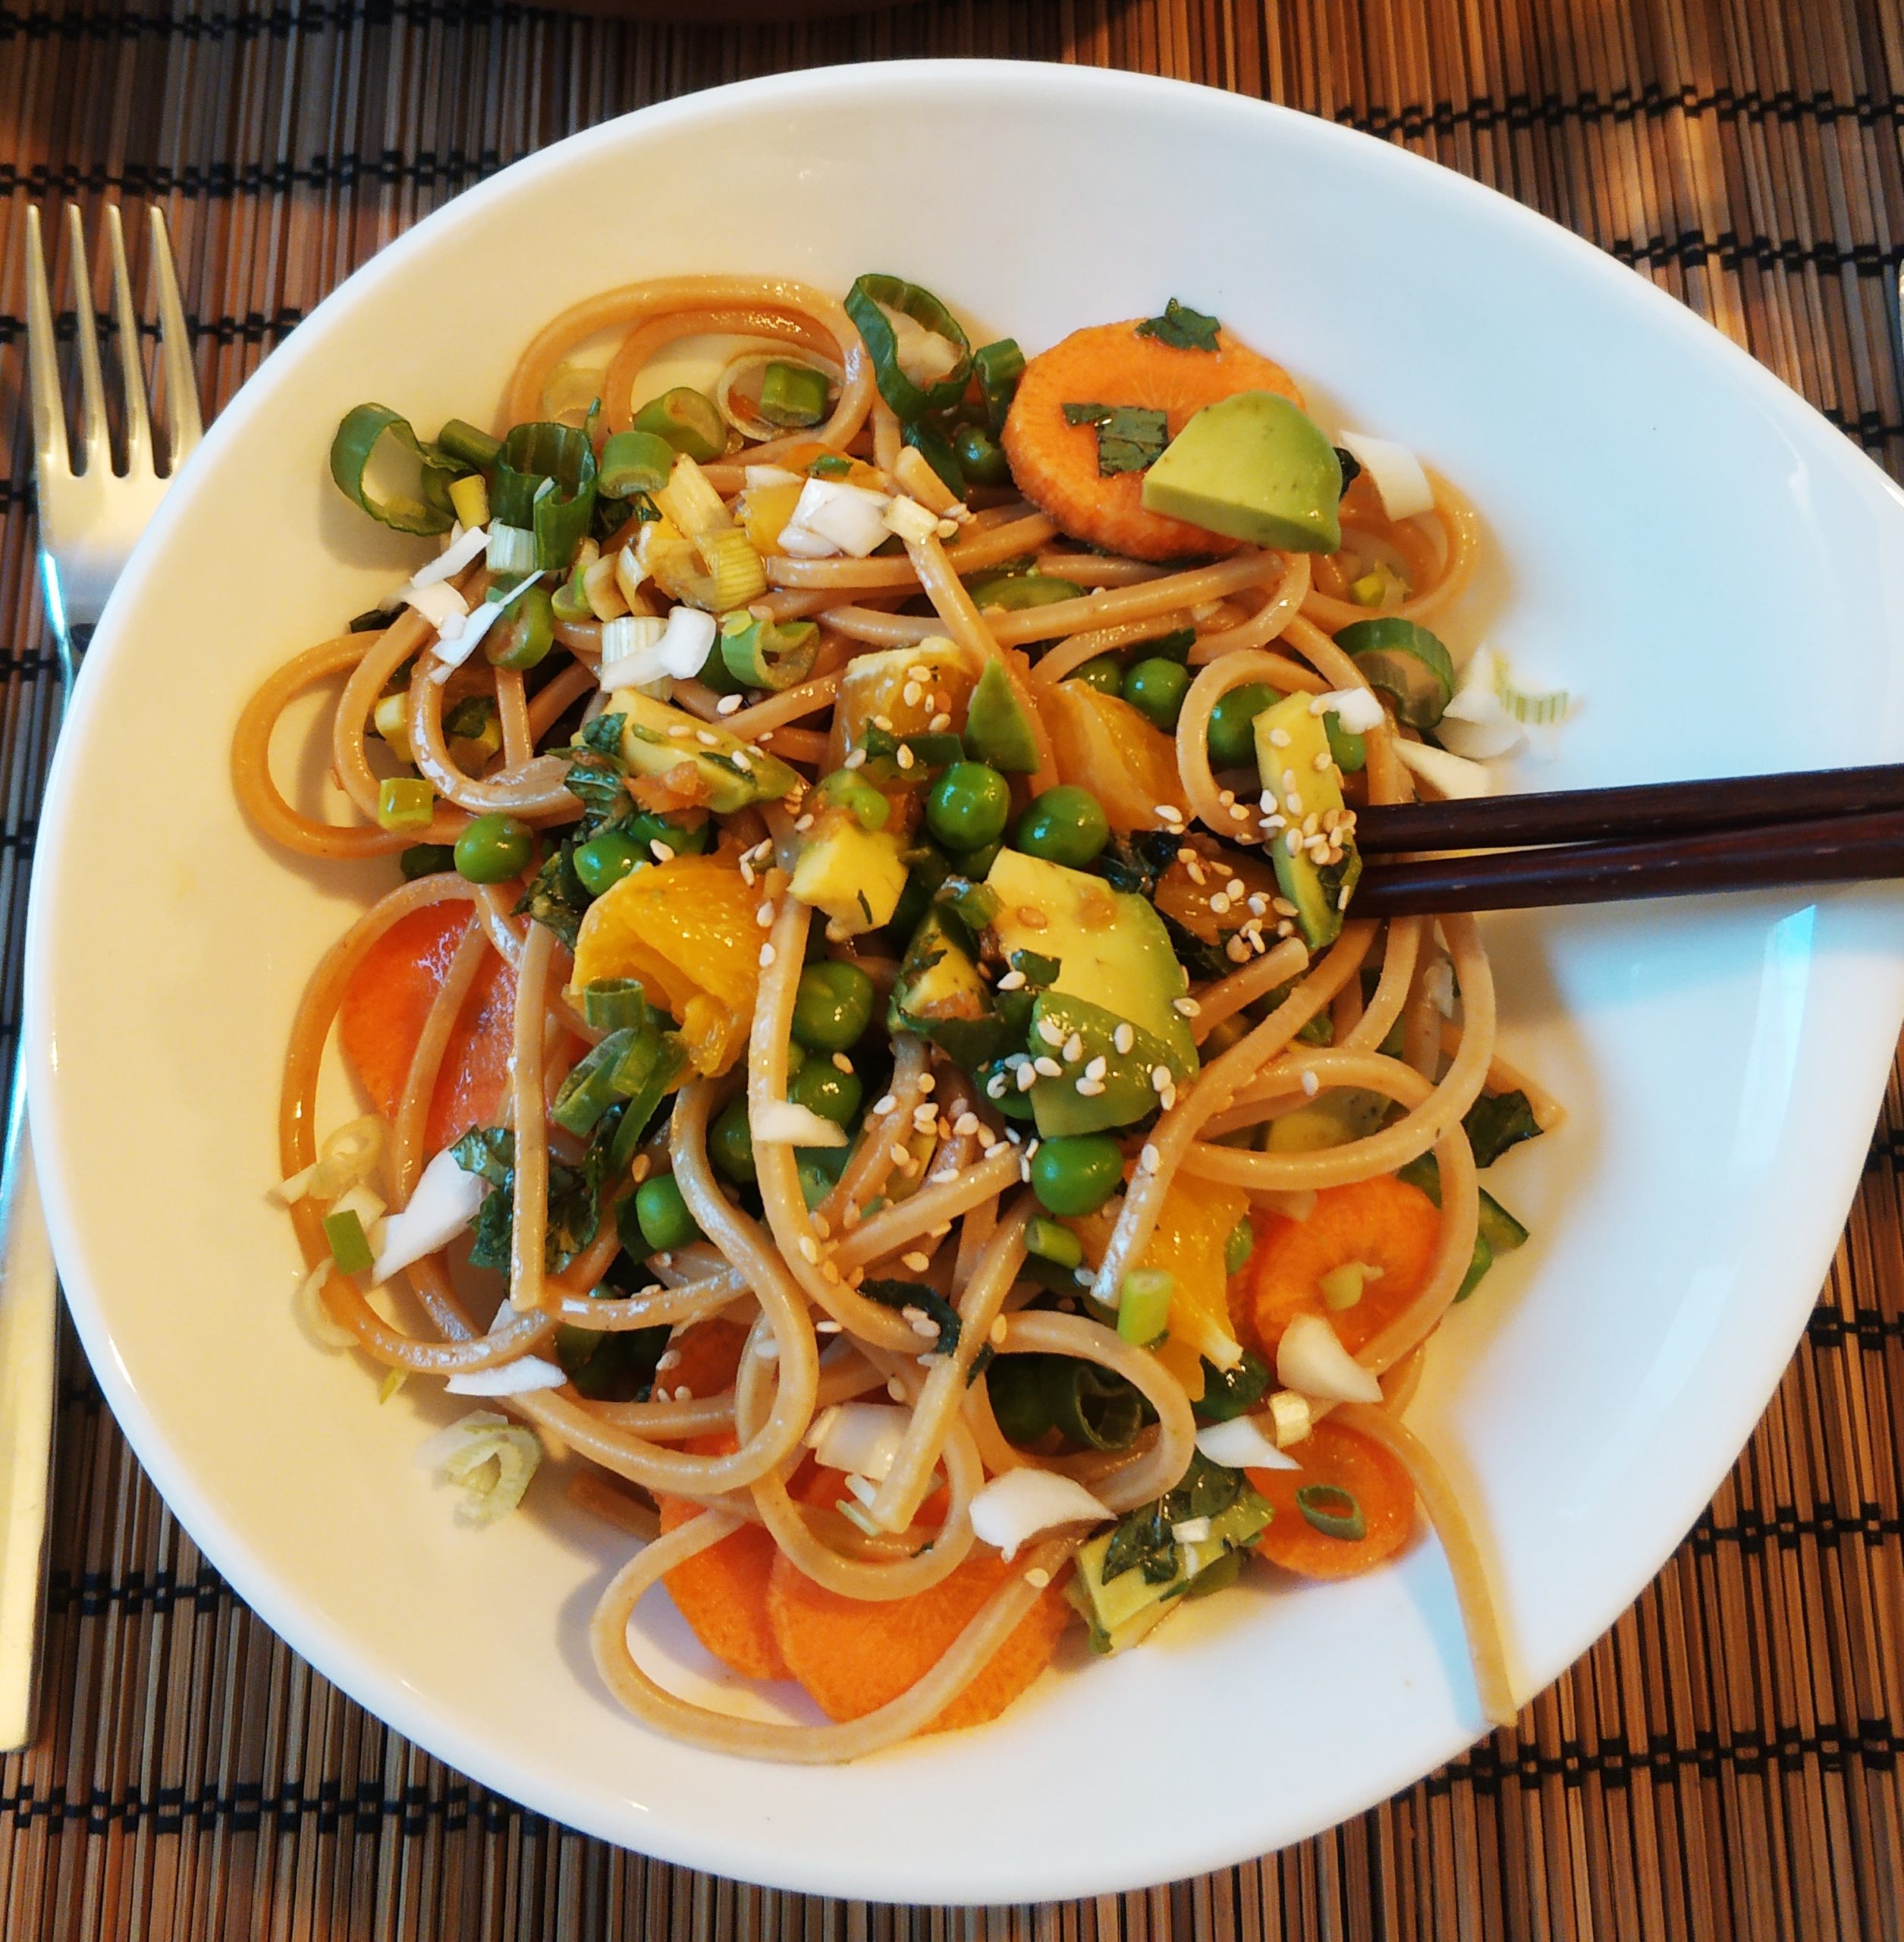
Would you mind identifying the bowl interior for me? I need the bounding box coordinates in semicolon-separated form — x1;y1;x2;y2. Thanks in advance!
28;61;1904;1902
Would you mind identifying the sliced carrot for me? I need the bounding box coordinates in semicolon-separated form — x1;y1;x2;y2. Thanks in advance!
1248;1419;1417;1579
766;1546;1073;1733
657;1432;790;1683
1246;1174;1441;1359
1002;319;1305;562
338;903;517;1153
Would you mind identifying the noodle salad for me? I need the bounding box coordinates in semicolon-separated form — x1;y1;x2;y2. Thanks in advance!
237;273;1563;1760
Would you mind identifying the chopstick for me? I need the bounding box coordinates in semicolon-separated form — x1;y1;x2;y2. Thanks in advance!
1353;761;1904;855
1348;765;1904;917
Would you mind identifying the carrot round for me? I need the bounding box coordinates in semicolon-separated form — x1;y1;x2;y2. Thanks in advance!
337;902;517;1152
1246;1174;1441;1359
658;1317;750;1400
765;1544;1073;1733
1002;319;1305;561
1249;1419;1417;1579
656;1431;791;1683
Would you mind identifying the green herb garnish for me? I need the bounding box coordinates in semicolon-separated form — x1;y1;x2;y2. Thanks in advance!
1136;298;1221;351
1062;402;1169;476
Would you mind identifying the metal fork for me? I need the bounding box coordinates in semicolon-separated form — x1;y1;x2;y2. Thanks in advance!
0;203;201;1751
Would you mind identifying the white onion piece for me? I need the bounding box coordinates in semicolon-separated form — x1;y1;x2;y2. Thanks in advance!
750;1098;848;1148
1276;1313;1382;1404
1436;646;1525;760
777;479;893;560
1195;1414;1300;1471
599;605;715;691
1310;686;1387;736
372;1145;487;1284
1394;738;1497;800
969;1469;1111;1561
445;1355;570;1397
403;579;468;632
745;464;803;490
1337;429;1435;520
427;570;544;680
810;1402;910;1482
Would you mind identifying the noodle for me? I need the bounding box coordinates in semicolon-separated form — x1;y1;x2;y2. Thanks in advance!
247;272;1554;1761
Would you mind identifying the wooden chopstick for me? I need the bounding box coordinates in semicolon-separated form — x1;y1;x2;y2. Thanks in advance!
1353;762;1904;856
1351;806;1904;916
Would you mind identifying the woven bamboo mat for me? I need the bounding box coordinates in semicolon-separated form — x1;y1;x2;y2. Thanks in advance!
0;0;1900;1934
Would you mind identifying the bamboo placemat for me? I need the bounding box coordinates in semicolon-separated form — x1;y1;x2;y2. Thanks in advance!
1;2;1900;1935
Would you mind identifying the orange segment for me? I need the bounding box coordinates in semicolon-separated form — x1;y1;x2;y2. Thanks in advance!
1246;1175;1441;1359
1042;680;1182;832
568;852;761;1076
1249;1419;1416;1579
1003;320;1305;561
1142;1180;1249;1402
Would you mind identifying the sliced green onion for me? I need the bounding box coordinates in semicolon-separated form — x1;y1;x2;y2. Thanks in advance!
630;388;726;464
599;429;675;498
552;1029;637;1136
758;360;831;429
1318;1260;1380;1311
973;338;1025;434
1493;658;1569;726
1224;1215;1255;1276
1024;1218;1083;1271
437;418;501;470
963;571;1085;612
376;777;434;832
328;404;457;536
844;274;973;422
485;583;555;671
1041;1359;1142;1452
489;422;599;572
582;979;649;1034
720;612;818;691
322;1208;374;1277
815;768;890;832
1295;1482;1366;1541
606;1030;690;1173
485;522;536;575
448;473;489;531
1116;1268;1174;1348
901;417;964;496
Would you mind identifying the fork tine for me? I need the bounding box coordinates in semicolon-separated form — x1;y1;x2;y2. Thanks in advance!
146;208;202;464
23;206;68;477
105;206;152;476
62;204;112;476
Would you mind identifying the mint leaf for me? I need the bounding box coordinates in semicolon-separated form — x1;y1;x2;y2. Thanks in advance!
1136;299;1221;352
1062;401;1168;476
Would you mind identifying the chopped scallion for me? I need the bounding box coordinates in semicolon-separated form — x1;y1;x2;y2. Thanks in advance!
1116;1268;1174;1348
599;429;675;498
437;418;502;470
720;611;817;691
582;979;649;1034
328;404;458;535
551;1029;637;1136
448;473;489;531
376;777;434;832
322;1208;374;1277
1294;1482;1366;1541
758;360;831;429
630;388;726;464
844;274;972;422
972;338;1025;434
1024;1218;1083;1271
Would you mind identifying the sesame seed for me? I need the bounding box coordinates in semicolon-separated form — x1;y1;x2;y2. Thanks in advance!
1034;1056;1064;1079
1287;790;1304;815
1076;1077;1106;1096
1139;1143;1161;1174
896;745;916;771
902;1251;932;1271
919;1075;937;1094
1025;1567;1051;1588
891;1142;913;1165
1272;896;1299;916
655;1350;682;1373
902;681;923;706
1062;1032;1085;1063
629;1154;652;1184
674;1385;694;1402
650;840;676;863
798;1235;821;1263
717;693;743;715
816;1318;844;1334
1114;1023;1136;1054
995;969;1027;991
1217;789;1236;806
1038;1017;1066;1048
1016;1064;1038;1092
986;1073;1007;1098
759;942;777;967
983;1140;1007;1159
696;729;721;748
1268;727;1292;748
1173;997;1202;1016
1154;803;1183;824
990;1316;1008;1345
739;859;756;886
888;1376;906;1400
1226;937;1250;963
929;712;952;731
1229;803;1252;821
1337;885;1353;910
1085;1056;1108;1081
953;1111;980;1137
843;748;866;769
755;1337;780;1359
1284;829;1303;855
907;664;932;683
1277;919;1296;937
1209;892;1232;915
812;1212;833;1239
793;813;814;832
1312;749;1331;771
1300;1069;1320;1098
756;901;774;927
1151;1065;1172;1092
872;1094;897;1116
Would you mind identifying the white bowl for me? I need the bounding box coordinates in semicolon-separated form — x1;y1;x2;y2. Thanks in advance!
27;61;1904;1903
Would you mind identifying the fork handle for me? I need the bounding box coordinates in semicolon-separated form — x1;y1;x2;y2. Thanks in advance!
0;1044;57;1752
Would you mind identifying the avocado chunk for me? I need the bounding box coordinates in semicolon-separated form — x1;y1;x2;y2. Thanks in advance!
610;689;798;815
963;658;1041;774
986;848;1198;1073
1140;391;1343;553
1253;690;1361;948
1023;990;1192;1138
888;908;1007;1068
790;806;910;935
1067;1482;1272;1654
832;636;985;760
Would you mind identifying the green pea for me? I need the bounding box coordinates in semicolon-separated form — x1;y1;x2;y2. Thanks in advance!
1224;1213;1255;1276
790;961;876;1052
709;1097;756;1184
485;583;555;671
454;814;533;885
572;829;646;897
952;422;1010;486
1122;655;1191;731
1013;785;1110;868
924;762;1012;850
788;1058;863;1127
1029;1133;1124;1217
1066;654;1125;696
633;1174;703;1253
398;843;456;881
1207;682;1278;769
630;386;726;464
622;811;711;860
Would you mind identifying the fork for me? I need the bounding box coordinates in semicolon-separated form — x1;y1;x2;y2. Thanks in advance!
0;203;201;1751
